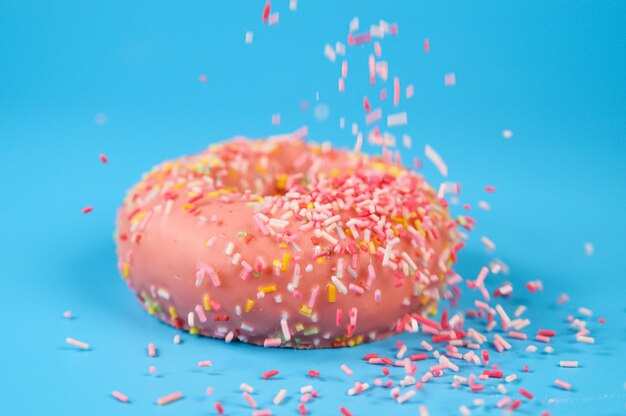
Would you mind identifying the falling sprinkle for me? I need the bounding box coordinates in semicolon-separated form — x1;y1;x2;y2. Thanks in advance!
502;129;513;139
94;112;108;125
199;74;207;83
584;242;594;256
245;31;254;44
99;154;108;164
313;103;330;121
425;144;448;177
444;73;456;86
82;206;93;214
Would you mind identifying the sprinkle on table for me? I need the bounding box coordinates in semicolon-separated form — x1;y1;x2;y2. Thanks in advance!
112;391;129;403
156;391;182;406
66;337;89;350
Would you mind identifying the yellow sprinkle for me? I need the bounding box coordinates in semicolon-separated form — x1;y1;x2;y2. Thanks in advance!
260;284;277;294
207;191;220;198
279;242;287;249
328;284;336;303
203;295;211;311
281;252;291;272
190;327;200;335
131;211;147;224
245;299;255;312
347;339;356;346
295;323;304;332
316;257;326;264
169;306;178;319
147;306;156;315
121;262;130;279
368;241;376;254
182;203;193;210
307;203;314;209
299;305;312;318
275;173;288;191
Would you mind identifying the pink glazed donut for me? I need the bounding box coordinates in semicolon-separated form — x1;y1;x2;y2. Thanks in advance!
115;132;461;348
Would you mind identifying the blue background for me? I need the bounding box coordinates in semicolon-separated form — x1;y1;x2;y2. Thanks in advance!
1;1;625;415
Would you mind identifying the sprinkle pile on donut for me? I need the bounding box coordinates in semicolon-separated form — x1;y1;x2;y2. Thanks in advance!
115;132;461;348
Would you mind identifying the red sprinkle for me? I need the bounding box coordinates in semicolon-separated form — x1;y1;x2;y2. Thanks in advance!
364;353;378;360
483;370;503;378
410;353;427;361
299;403;307;415
509;399;522;410
538;329;556;337
82;206;93;214
262;369;279;379
485;186;496;192
261;1;271;22
99;154;108;164
523;366;529;372
519;388;534;400
340;406;353;416
215;402;224;415
308;370;320;377
598;317;606;323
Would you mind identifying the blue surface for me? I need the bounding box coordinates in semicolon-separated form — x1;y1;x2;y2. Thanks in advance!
1;1;625;415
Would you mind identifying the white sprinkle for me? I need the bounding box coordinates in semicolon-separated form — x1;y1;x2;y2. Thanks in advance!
240;383;254;393
425;144;448;177
502;129;513;139
273;389;287;405
324;44;336;62
387;112;408;127
559;360;579;368
245;31;253;44
225;242;235;256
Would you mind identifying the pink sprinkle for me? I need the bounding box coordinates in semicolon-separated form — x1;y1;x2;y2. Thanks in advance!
82;206;93;214
262;369;279;379
253;410;272;416
424;38;430;53
149;365;156;374
535;335;550;343
497;397;511;408
557;293;570;305
243;391;258;408
63;311;72;319
263;338;282;347
198;360;213;367
199;74;207;83
99;154;108;164
508;331;527;340
485;185;496;193
554;379;572;390
112;391;129;403
444;73;456;86
156;391;182;406
148;343;156;357
206;387;214;395
393;77;400;106
340;364;353;376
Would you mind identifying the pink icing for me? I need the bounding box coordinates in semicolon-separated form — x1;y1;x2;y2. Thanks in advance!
115;133;460;348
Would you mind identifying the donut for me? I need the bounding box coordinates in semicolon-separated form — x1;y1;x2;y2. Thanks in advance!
115;131;461;348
